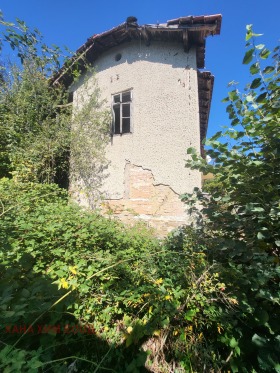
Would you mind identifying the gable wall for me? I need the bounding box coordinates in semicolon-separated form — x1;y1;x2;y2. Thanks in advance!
72;41;202;235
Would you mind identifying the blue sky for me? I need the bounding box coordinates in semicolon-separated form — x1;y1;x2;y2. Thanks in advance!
0;0;279;137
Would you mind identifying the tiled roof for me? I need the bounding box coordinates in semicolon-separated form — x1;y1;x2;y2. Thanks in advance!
52;14;221;86
52;15;221;150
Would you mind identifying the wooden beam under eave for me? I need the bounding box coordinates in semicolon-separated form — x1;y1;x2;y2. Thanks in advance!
183;29;190;52
141;27;151;46
126;26;139;42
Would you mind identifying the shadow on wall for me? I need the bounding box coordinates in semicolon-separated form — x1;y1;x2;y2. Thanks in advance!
94;41;197;73
69;73;112;209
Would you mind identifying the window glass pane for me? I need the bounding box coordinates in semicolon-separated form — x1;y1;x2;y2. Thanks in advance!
122;91;131;103
122;118;130;133
114;94;120;103
122;103;130;118
113;105;120;134
112;90;132;135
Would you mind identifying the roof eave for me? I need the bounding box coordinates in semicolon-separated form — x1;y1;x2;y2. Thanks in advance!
197;71;214;156
51;14;222;86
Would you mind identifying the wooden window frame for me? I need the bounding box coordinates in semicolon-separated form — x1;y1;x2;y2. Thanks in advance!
112;90;132;135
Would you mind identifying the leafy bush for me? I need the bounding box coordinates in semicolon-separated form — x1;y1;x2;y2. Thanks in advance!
2;12;278;372
0;179;154;371
0;15;110;193
182;27;280;372
0;179;232;372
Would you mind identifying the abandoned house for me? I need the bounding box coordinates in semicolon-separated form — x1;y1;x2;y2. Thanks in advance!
53;14;222;236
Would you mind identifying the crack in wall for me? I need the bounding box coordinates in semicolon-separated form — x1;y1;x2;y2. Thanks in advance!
102;160;187;236
124;159;180;196
152;183;180;196
120;160;184;216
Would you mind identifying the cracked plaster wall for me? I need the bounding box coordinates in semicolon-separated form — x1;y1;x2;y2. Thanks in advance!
72;41;202;235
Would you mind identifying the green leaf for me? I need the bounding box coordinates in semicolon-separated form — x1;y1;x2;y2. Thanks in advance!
260;48;271;59
252;334;267;347
250;78;262;89
222;96;230;103
256;92;267;103
229;90;239;101
21;288;30;297
255;309;269;325
263;66;274;74
243;49;254;64
245;24;253;41
230;360;239;373
29;360;43;369
257;232;265;240
3;310;15;317
255;44;265;50
250;63;260;75
246;33;252;41
187;147;197;155
210;131;223;141
252;206;265;212
235;346;241;356
230;337;238;348
185;309;197;321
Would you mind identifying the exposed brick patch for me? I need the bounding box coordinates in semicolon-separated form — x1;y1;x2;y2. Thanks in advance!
102;163;187;236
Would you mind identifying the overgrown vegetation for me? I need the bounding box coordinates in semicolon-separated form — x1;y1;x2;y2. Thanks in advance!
183;25;280;372
1;179;230;372
0;16;71;185
0;14;110;195
0;15;279;373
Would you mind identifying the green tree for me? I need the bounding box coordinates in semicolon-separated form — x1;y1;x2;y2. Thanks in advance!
0;14;110;190
183;25;280;372
0;16;72;184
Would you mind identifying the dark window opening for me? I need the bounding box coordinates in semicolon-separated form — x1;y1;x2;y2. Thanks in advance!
114;106;120;134
112;90;132;134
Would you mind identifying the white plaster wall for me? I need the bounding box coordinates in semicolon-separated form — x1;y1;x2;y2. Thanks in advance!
73;41;201;200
